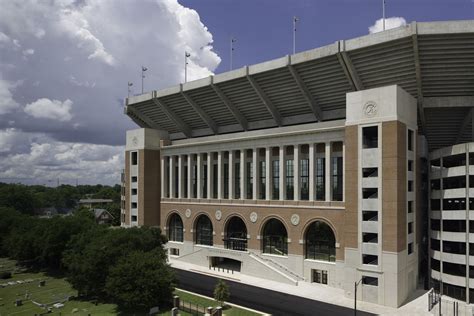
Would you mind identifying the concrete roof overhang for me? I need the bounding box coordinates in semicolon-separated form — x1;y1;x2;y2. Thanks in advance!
125;20;474;151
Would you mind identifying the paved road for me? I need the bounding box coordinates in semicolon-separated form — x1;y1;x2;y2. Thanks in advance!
174;269;375;316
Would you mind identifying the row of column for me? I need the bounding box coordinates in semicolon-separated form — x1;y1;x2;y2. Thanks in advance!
161;142;342;202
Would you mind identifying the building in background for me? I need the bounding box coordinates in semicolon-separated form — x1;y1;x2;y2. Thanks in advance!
120;20;474;307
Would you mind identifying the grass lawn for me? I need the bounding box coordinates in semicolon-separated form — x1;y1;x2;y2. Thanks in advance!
0;258;261;316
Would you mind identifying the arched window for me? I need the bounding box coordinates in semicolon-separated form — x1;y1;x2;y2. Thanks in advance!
195;215;213;246
305;221;336;262
168;213;183;242
262;219;287;255
225;216;247;251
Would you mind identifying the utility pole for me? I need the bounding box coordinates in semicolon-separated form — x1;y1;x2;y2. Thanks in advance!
127;82;133;97
382;0;386;31
293;16;299;54
141;66;147;94
230;37;236;71
185;51;191;83
354;278;363;316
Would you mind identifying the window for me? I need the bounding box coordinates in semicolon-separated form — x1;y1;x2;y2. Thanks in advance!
184;165;188;198
225;216;247;251
262;219;288;255
235;162;241;199
408;160;414;172
408;222;413;234
312;269;328;285
443;241;466;255
272;160;280;199
131;188;137;195
332;157;343;201
362;233;378;243
168;213;184;242
408;242;413;254
203;164;208;198
213;163;218;199
174;164;179;198
362;188;378;199
316;157;325;200
443;154;466;168
408;180;413;192
286;159;294;200
362;168;378;178
131;151;138;165
443;176;466;190
408;129;414;151
363;254;378;265
246;162;253;199
305;221;336;262
192;164;197;198
362;126;378;149
362;276;378;286
431;199;440;210
195;215;213;246
260;161;266;199
131;215;137;222
362;211;378;221
443;198;466;210
131;202;137;209
131;176;137;183
300;159;309;200
408;201;413;213
169;248;179;256
223;163;229;199
442;220;466;232
431;238;440;251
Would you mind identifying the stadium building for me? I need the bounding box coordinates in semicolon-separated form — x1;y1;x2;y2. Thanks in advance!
120;20;474;307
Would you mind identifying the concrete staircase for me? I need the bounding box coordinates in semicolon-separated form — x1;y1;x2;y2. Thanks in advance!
249;251;305;285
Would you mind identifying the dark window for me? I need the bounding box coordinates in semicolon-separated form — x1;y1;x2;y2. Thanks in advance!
235;162;241;199
363;188;378;199
131;202;137;209
408;201;413;213
272;160;280;200
286;159;294;200
192;164;197;198
246;162;253;199
131;188;137;195
362;126;378;149
431;258;440;271
203;164;208;198
443;283;466;302
195;215;213;246
362;211;378;221
213;164;218;199
184;165;188;198
443;176;466;190
223;163;229;199
300;159;309;200
332;157;343;201
169;248;179;256
443;154;466;168
225;216;247;251
431;219;440;231
431;238;440;251
408;160;414;172
316;157;325;200
431;179;440;190
408;222;413;234
470;175;474;188
443;241;466;255
260;161;266;199
443;198;466;211
431;199;440;211
305;221;336;262
362;233;378;243
362;254;378;265
408;129;414;151
168;213;184;242
470;243;474;256
131;176;137;183
443;220;466;232
431;159;441;168
131;151;138;165
362;276;378;286
443;262;466;277
362;168;378;178
262;219;288;255
408;181;413;192
131;215;137;222
408;242;413;254
312;269;328;285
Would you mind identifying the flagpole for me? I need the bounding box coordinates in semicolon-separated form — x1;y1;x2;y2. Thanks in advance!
383;0;386;31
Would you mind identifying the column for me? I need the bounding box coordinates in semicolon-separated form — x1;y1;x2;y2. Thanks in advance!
253;148;258;200
197;153;203;199
241;150;247;200
169;155;175;198
178;155;184;198
207;153;213;199
229;151;234;199
325;142;331;201
217;151;223;200
309;143;315;201
294;145;300;201
161;155;167;198
279;146;286;200
265;147;271;200
187;154;192;199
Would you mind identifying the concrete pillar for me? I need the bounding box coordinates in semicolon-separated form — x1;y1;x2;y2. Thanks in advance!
217;151;223;200
279;146;286;200
265;147;271;200
309;143;315;201
207;153;213;199
241;150;247;200
178;155;184;199
169;156;175;198
229;150;234;199
197;153;203;199
253;148;258;200
187;154;192;198
161;155;167;198
325;142;331;201
294;145;300;201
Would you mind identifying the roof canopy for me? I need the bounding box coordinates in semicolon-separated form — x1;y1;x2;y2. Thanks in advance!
126;20;474;151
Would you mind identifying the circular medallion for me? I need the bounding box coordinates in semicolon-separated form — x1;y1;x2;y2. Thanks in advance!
185;209;192;218
215;210;222;221
363;101;378;117
132;136;138;146
291;214;300;226
250;212;258;223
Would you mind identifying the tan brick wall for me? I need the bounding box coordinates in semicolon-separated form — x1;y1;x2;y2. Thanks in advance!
138;149;161;227
382;121;407;252
344;125;358;249
161;203;345;260
124;151;130;226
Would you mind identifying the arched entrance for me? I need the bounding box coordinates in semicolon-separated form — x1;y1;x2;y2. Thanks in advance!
262;218;288;255
167;213;183;242
195;214;213;246
224;216;247;251
305;220;336;262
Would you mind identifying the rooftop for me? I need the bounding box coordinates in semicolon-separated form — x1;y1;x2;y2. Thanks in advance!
126;20;474;151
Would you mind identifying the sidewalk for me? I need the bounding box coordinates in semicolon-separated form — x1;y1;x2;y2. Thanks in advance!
170;259;432;316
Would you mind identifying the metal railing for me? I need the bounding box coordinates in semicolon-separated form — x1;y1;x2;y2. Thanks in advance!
249;251;305;281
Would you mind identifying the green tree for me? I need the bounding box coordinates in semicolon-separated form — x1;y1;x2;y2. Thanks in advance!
214;279;230;307
0;184;37;214
0;207;24;255
105;250;175;308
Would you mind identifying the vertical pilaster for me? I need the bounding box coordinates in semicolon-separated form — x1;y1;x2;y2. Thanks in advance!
309;143;315;201
294;145;300;201
197;153;203;199
279;146;286;200
178;155;184;198
161;155;167;198
217;151;223;200
265;147;271;200
207;153;213;199
241;150;247;200
187;154;192;198
169;156;175;198
229;150;234;199
325;142;331;201
253;148;258;200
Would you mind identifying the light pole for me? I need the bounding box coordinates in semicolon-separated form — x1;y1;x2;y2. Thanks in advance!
293;16;299;54
354;277;363;316
141;66;147;94
185;51;191;83
382;0;386;31
127;82;133;98
230;37;236;71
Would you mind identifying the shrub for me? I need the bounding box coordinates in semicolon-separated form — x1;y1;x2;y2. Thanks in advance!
0;271;12;279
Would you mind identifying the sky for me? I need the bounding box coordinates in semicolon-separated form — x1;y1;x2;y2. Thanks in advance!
0;0;472;186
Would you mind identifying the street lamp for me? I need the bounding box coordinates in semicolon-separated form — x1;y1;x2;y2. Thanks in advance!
354;277;363;316
293;16;299;54
230;37;236;71
185;51;191;83
127;82;133;98
141;66;147;94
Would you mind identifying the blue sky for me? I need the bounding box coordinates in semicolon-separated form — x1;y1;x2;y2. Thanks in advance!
181;0;474;73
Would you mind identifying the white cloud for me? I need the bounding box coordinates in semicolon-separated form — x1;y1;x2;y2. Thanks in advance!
0;79;20;115
22;48;34;57
24;98;73;122
369;17;407;34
